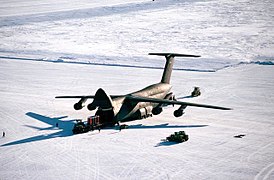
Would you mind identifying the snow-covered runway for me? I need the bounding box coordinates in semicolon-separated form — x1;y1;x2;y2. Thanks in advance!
0;0;273;71
0;58;273;180
0;0;273;179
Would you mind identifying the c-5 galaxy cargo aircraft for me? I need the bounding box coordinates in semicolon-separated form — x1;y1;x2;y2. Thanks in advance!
56;53;231;127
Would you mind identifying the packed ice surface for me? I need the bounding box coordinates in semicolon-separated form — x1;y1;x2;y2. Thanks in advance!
0;0;274;179
0;0;273;71
1;58;274;180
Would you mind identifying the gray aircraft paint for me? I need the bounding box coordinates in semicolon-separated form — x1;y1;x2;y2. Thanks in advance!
56;53;231;126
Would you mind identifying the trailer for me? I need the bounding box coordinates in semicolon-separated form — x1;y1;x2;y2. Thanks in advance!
72;115;101;134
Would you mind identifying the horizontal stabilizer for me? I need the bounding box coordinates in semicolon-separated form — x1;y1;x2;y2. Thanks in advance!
149;53;200;58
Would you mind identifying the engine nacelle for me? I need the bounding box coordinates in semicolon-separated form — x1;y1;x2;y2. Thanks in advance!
74;102;84;110
74;98;87;110
173;105;187;117
152;107;163;115
87;103;97;111
174;110;184;117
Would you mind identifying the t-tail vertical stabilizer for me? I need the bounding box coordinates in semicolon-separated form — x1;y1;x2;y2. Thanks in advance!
148;53;200;84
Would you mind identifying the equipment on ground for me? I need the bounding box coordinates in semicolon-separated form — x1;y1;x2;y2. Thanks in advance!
191;87;201;97
72;116;101;134
119;124;129;131
234;134;246;138
166;131;189;143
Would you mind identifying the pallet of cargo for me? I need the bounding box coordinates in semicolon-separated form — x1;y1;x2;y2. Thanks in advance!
72;116;101;134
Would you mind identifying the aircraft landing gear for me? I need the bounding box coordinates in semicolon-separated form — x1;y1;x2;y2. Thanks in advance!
119;124;129;131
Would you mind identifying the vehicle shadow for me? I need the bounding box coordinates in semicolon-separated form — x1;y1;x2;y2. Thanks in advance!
155;141;181;147
176;95;193;100
127;123;207;147
1;112;75;147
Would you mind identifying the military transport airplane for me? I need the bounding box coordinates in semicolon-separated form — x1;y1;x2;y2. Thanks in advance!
56;53;231;127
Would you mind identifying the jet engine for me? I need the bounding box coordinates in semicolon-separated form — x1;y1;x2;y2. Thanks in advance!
174;109;184;117
173;105;187;117
74;98;87;110
87;103;97;111
152;107;163;115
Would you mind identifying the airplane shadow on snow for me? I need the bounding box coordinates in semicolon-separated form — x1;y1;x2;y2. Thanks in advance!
1;112;208;147
1;112;75;147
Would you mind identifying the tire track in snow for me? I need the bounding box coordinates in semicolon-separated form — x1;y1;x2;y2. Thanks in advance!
2;97;75;179
0;100;54;179
115;135;146;178
247;142;274;180
68;139;114;180
73;142;81;180
94;150;100;180
247;142;274;163
254;163;274;180
115;134;169;179
92;140;127;180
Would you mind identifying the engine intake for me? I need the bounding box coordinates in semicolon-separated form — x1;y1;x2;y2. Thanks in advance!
173;105;187;117
152;107;163;115
87;103;97;111
74;98;87;110
74;102;84;110
174;110;184;117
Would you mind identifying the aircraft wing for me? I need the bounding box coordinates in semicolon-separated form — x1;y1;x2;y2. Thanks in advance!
55;95;121;99
127;95;232;110
55;95;95;99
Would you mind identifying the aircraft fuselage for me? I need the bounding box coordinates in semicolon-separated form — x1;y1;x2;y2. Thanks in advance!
56;53;231;129
113;83;172;122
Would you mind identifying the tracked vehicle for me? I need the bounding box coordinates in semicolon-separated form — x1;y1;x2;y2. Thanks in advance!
166;131;189;143
191;87;201;97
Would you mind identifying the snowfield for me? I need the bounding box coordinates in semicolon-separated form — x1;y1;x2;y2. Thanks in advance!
0;0;273;71
0;0;274;180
